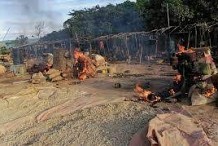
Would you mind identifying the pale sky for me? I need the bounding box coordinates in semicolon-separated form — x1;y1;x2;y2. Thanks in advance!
0;0;136;40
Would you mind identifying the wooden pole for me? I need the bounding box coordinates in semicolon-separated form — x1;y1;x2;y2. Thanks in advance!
75;32;80;48
140;44;143;64
187;31;191;49
155;39;158;56
208;31;212;48
69;39;72;58
195;26;197;48
106;37;110;55
125;35;130;63
134;34;140;63
138;36;143;64
105;37;110;57
89;43;92;54
200;28;203;48
167;3;170;27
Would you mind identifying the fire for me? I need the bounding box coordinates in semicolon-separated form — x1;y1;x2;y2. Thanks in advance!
203;87;217;98
73;49;86;61
134;84;161;104
177;44;195;53
73;49;96;80
177;44;185;53
134;84;152;101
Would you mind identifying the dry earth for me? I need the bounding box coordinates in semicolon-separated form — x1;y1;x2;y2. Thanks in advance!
0;63;217;145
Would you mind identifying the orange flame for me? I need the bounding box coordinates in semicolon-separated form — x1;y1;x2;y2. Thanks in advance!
177;44;195;54
73;49;97;81
134;84;162;104
203;87;217;98
134;84;152;102
177;44;185;53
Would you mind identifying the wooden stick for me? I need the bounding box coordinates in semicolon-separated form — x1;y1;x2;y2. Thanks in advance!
195;26;197;48
125;35;130;62
187;31;191;49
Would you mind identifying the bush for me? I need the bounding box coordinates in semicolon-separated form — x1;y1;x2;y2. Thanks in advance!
0;46;10;55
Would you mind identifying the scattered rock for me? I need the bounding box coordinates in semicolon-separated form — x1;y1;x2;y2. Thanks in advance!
91;54;106;67
114;83;121;88
52;76;63;82
46;69;59;75
48;71;61;79
124;70;130;73
31;72;46;84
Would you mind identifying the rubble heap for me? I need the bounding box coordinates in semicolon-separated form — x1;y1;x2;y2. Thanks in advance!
171;47;218;105
134;47;218;106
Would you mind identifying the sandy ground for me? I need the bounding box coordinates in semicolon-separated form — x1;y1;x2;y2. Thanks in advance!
0;63;218;145
1;102;157;146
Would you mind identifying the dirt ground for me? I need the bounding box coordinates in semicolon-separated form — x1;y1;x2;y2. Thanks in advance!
0;63;218;146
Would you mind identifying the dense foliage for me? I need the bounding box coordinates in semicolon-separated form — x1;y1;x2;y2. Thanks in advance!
41;29;71;41
136;0;218;30
42;1;143;41
41;0;218;41
64;1;143;38
0;46;10;55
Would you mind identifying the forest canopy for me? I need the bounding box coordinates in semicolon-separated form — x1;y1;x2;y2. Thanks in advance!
42;0;218;41
136;0;218;30
41;1;143;41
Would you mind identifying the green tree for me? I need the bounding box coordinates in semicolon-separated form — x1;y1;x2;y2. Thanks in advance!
0;46;10;55
63;1;143;39
41;29;71;41
136;0;218;30
136;0;193;30
42;1;144;41
184;0;218;23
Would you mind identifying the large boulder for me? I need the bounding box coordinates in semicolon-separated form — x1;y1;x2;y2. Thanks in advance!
46;69;63;82
31;72;46;84
146;113;212;146
91;54;106;67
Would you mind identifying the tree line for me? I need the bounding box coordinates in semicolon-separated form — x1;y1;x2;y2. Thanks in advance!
41;1;143;41
41;0;217;41
137;0;218;30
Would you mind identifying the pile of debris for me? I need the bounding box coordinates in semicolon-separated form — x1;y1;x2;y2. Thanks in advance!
134;47;218;106
31;69;65;84
46;69;63;82
73;49;109;80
